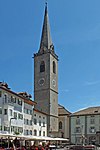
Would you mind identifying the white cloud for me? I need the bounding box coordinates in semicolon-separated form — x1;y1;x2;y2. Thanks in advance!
84;80;100;86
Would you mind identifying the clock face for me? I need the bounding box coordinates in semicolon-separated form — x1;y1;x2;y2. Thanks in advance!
38;78;45;86
52;79;56;87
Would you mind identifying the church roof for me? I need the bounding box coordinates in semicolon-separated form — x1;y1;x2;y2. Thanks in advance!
39;3;54;53
58;104;71;116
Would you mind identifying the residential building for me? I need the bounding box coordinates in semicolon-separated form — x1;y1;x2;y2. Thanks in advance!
70;106;100;145
0;82;47;137
33;109;47;137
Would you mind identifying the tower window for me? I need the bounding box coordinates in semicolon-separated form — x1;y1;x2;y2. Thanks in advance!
53;61;56;74
40;61;45;72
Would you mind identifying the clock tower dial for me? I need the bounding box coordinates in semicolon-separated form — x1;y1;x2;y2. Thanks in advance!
38;78;45;86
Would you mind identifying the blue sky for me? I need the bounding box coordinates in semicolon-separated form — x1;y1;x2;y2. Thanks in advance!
0;0;100;112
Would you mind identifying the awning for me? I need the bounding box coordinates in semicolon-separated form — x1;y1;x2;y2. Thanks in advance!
54;137;68;141
0;133;69;141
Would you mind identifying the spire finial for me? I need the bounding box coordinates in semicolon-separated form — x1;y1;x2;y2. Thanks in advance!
45;0;47;10
45;0;47;6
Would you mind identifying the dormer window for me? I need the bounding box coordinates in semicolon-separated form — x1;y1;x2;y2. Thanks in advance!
40;61;45;72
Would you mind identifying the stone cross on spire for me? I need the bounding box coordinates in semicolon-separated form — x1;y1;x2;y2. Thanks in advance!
38;2;54;53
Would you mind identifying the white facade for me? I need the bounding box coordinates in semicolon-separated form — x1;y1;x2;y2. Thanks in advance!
33;109;47;137
0;82;47;137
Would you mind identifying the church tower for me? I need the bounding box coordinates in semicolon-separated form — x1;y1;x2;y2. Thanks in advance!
34;3;58;136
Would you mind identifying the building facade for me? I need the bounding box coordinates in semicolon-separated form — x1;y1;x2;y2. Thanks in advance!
34;3;58;137
58;104;71;139
33;109;47;137
70;107;100;145
0;82;47;137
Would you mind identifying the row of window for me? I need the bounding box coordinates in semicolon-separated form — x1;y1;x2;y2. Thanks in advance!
0;108;45;120
0;109;46;126
0;126;46;136
75;126;96;133
34;129;45;136
4;95;22;105
34;118;45;126
13;111;23;120
76;116;98;125
24;119;32;126
2;109;29;120
34;114;45;120
2;109;46;126
11;126;23;133
3;109;23;120
40;61;56;74
59;121;97;132
24;109;32;115
24;130;32;135
3;126;23;134
75;136;96;144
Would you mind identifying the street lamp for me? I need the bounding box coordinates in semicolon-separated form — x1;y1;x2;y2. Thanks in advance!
9;117;15;134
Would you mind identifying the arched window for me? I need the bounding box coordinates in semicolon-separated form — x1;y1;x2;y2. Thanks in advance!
34;129;37;136
30;130;32;135
40;61;45;72
53;61;56;74
59;121;62;129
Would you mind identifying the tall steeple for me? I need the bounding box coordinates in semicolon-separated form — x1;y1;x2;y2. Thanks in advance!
34;2;58;137
39;2;54;53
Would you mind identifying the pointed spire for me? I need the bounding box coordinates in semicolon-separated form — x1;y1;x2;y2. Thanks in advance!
39;2;54;53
